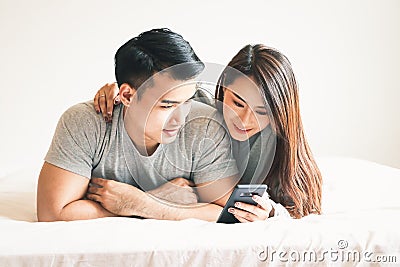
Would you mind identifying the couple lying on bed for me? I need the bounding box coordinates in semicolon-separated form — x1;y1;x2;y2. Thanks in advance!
37;28;322;222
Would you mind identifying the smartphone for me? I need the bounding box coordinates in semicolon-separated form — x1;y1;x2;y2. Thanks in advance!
217;184;268;224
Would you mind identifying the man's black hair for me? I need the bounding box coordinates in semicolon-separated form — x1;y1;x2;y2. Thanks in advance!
115;28;204;98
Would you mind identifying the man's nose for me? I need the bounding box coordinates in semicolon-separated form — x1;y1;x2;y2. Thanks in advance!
169;105;186;125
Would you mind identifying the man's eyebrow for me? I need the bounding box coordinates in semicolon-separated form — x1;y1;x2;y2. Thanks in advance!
160;99;181;104
160;93;197;104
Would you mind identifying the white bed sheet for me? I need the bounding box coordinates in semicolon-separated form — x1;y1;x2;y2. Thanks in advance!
0;157;399;266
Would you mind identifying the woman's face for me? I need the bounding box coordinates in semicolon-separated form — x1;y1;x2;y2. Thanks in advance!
222;76;270;141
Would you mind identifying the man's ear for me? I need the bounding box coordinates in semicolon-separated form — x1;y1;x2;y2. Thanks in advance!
119;83;136;107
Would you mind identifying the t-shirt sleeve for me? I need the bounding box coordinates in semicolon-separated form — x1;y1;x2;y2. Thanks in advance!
192;113;238;184
44;102;99;179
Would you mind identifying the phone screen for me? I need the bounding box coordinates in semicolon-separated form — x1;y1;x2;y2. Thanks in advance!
216;184;268;223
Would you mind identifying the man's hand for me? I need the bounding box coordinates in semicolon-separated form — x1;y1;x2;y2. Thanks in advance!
148;178;198;205
87;178;146;216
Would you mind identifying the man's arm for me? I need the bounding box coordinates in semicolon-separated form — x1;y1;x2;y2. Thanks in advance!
37;162;115;222
137;176;236;221
137;197;225;222
86;175;237;221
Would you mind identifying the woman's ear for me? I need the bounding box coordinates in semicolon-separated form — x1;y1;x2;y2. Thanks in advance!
119;83;136;107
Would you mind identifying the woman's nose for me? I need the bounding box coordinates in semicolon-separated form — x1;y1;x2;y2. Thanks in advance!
238;107;253;126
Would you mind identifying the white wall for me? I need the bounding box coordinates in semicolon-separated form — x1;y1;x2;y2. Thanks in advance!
0;0;399;175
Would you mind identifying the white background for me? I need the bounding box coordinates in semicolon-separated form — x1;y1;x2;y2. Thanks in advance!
0;0;399;175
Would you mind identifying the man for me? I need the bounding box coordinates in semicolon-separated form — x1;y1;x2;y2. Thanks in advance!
37;28;239;222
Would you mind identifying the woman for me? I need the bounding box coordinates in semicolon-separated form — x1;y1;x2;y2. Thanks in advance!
93;44;322;220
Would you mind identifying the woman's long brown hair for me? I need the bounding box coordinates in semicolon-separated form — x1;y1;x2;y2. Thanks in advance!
216;44;322;218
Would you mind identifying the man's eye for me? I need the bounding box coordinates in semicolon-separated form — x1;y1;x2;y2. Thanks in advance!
233;100;244;108
161;105;174;109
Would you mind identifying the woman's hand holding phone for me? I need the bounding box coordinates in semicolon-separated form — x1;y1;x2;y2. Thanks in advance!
228;194;273;222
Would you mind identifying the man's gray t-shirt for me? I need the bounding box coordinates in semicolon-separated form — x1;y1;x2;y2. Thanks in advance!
45;100;238;191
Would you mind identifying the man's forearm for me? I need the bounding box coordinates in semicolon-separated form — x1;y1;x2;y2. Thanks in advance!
58;199;115;221
133;194;223;221
85;178;226;221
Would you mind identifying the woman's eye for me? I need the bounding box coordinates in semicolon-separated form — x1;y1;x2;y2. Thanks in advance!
233;100;244;108
256;111;268;115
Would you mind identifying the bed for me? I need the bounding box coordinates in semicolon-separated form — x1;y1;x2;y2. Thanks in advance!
1;157;399;266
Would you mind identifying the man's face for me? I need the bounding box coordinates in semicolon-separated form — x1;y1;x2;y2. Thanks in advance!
124;72;196;152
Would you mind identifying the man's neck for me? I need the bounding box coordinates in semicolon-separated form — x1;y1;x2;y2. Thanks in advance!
124;106;159;157
144;143;159;156
129;132;160;157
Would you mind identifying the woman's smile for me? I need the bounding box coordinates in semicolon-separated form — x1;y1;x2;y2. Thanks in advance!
232;122;253;134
